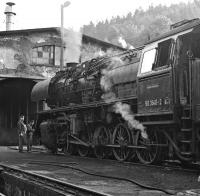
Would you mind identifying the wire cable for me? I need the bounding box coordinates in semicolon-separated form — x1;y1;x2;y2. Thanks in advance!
28;161;175;195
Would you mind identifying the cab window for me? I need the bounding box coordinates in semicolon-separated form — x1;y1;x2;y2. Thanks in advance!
140;39;172;74
153;39;172;70
141;49;156;73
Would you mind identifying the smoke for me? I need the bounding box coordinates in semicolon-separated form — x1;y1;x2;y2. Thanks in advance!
128;44;134;49
118;36;135;50
100;56;147;139
63;28;82;63
94;49;106;57
100;56;124;94
0;58;5;69
114;102;147;139
100;56;123;101
118;36;127;48
100;67;115;103
100;69;113;92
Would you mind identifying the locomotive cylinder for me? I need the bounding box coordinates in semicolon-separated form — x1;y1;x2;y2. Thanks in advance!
70;114;83;134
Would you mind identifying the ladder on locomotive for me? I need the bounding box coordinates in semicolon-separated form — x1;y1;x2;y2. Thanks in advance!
179;57;194;160
180;105;193;158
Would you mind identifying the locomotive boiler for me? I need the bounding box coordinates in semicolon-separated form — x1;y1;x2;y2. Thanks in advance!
32;18;200;164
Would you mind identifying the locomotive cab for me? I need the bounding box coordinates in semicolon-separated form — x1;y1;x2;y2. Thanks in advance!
137;19;200;162
137;38;174;115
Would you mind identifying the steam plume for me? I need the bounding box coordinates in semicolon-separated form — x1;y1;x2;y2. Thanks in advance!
100;57;122;91
100;56;147;139
94;49;105;57
114;102;147;139
118;36;127;48
63;28;82;63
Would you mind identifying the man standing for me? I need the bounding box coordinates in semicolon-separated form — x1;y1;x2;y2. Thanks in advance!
17;114;27;152
26;120;35;152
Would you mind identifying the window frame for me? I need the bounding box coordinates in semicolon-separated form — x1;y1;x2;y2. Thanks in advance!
139;39;174;76
153;39;173;70
140;47;157;74
31;44;64;67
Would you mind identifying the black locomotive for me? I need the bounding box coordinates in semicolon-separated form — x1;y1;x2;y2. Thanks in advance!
32;19;200;164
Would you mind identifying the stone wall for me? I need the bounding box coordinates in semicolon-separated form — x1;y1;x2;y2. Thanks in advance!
0;31;60;79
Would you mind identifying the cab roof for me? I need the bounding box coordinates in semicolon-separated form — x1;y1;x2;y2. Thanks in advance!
146;18;200;45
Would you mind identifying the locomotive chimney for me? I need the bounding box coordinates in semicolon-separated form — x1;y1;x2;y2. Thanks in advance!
4;2;16;31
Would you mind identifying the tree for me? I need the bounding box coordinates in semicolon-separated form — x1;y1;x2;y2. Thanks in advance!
83;1;200;47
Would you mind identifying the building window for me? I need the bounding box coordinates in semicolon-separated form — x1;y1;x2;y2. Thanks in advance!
37;51;43;58
32;45;58;66
55;46;61;66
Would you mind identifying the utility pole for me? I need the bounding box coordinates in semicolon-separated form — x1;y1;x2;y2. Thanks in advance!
60;1;71;70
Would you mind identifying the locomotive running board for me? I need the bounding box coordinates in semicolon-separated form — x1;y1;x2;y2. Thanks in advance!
141;120;175;125
37;96;137;114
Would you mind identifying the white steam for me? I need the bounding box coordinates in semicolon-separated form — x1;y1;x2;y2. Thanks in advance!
100;57;123;91
100;68;115;103
128;44;134;49
100;56;147;139
114;102;147;139
94;49;106;57
100;69;113;92
63;28;82;63
118;36;127;48
118;36;135;49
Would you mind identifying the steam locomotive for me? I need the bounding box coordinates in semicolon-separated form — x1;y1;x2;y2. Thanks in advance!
32;19;200;164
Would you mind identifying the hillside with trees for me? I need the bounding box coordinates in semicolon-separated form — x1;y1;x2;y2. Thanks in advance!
83;0;200;48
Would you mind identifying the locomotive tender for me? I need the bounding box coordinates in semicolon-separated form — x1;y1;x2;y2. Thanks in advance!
32;19;200;164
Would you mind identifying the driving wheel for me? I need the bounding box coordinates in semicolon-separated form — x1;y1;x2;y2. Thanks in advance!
136;127;161;164
93;125;110;159
112;123;131;161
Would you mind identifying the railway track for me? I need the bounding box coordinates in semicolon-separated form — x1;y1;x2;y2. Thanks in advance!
19;157;200;196
0;163;112;196
9;146;200;173
54;151;200;174
25;156;200;175
33;145;200;174
17;159;175;195
1;147;200;195
108;158;200;174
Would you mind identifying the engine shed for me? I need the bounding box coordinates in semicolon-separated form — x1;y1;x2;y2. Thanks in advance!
0;76;43;145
